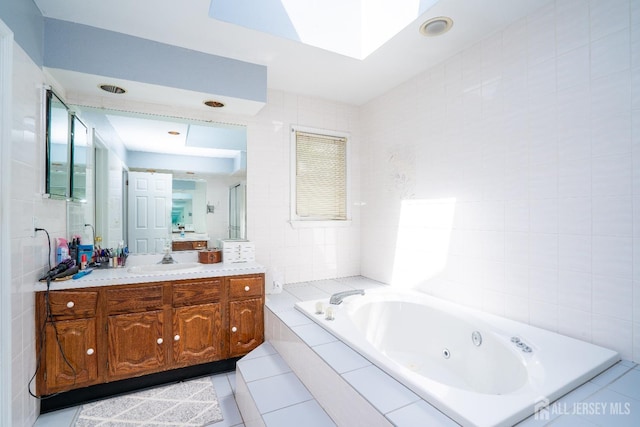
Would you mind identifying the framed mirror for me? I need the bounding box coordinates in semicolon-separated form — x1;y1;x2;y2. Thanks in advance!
45;90;70;198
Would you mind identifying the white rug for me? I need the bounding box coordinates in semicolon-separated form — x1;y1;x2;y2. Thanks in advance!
73;376;223;426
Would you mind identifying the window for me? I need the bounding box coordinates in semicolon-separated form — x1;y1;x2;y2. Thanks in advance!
291;126;350;224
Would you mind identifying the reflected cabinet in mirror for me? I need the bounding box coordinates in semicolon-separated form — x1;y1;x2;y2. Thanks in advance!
45;90;70;198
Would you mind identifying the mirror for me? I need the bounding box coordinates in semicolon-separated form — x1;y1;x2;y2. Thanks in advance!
172;179;206;233
45;90;70;198
229;182;246;239
73;106;248;253
70;114;89;201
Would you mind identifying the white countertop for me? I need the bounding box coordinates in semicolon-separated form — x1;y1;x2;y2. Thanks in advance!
35;258;265;292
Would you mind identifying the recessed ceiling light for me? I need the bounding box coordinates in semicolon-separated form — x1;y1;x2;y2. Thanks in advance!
419;17;453;37
99;84;126;94
204;100;225;108
168;131;181;136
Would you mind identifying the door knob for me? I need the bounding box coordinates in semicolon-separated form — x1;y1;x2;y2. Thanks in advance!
231;326;237;333
157;338;163;344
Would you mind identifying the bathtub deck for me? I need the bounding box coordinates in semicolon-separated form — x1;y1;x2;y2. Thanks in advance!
236;277;640;426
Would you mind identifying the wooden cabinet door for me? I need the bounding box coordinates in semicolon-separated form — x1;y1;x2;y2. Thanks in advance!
228;298;264;357
173;303;223;365
107;310;165;379
44;318;98;393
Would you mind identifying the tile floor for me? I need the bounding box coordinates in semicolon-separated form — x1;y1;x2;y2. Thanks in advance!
33;372;244;427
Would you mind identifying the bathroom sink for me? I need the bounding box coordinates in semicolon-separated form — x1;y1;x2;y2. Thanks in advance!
127;262;203;274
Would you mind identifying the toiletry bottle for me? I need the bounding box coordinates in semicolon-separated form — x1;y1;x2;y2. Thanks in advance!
69;238;78;266
80;254;87;270
56;238;69;264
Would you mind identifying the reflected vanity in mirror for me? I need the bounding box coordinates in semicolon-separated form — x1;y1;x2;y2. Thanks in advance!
74;106;248;254
171;178;209;251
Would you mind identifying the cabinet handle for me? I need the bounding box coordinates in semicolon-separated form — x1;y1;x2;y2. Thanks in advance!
66;301;75;308
86;348;94;356
231;326;237;333
157;338;163;345
244;286;250;292
174;334;180;341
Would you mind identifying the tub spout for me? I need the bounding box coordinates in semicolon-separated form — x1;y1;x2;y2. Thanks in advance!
330;289;365;305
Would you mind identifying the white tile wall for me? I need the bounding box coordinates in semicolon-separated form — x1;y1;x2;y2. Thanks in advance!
10;43;67;427
360;0;640;362
247;90;362;289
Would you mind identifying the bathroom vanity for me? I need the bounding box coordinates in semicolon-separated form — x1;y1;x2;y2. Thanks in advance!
34;262;264;399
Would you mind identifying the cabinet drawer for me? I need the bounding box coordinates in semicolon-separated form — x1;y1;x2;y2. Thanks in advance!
172;241;193;251
106;285;164;314
173;278;222;307
228;276;263;299
192;240;207;250
172;240;208;251
47;291;98;318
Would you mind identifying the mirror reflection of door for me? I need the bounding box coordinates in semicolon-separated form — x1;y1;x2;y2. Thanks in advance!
229;182;246;239
127;171;172;253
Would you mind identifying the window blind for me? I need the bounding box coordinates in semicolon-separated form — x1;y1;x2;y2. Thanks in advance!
295;131;347;220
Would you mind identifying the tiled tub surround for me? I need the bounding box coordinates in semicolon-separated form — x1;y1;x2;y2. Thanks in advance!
242;278;640;426
296;289;619;426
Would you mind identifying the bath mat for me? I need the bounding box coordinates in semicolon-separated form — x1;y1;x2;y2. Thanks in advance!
73;376;223;426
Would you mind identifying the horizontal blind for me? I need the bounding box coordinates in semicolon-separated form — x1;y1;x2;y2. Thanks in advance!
296;131;347;220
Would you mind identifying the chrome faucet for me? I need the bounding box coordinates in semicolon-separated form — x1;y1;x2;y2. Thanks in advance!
329;289;365;305
158;246;177;264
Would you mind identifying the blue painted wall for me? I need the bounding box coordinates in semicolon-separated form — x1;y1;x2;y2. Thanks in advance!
0;0;44;66
44;18;267;103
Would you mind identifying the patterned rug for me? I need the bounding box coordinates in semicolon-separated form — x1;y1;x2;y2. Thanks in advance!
73;376;223;426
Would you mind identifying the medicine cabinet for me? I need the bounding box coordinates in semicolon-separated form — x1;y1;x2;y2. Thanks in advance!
45;89;91;202
45;89;70;199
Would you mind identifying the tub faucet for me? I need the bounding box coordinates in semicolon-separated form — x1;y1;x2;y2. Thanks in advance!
330;289;365;305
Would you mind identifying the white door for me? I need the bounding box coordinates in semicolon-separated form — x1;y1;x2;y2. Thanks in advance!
127;171;172;254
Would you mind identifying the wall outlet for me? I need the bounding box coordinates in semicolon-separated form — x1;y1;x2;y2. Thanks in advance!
272;280;283;294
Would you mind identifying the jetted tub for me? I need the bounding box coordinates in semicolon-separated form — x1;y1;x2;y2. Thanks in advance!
295;289;619;427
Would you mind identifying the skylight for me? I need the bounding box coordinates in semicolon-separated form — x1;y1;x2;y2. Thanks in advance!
209;0;440;59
